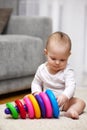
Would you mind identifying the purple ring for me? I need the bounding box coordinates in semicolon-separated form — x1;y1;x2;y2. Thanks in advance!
35;95;46;118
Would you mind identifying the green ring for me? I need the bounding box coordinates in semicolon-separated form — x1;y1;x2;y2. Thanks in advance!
6;102;18;119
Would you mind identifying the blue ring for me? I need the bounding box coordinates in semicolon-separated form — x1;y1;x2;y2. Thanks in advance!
35;95;46;118
45;89;60;118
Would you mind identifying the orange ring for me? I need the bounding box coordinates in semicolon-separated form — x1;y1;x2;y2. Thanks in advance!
28;94;41;119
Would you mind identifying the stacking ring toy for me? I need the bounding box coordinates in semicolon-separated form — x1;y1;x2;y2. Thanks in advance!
23;96;34;119
45;89;60;118
39;92;53;118
6;102;18;119
28;94;41;118
4;89;60;119
15;99;26;119
35;95;46;118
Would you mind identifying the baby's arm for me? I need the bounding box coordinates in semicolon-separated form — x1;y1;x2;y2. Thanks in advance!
31;67;43;95
57;66;76;107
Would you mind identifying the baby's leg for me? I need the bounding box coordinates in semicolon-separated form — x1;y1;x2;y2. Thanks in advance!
62;97;86;119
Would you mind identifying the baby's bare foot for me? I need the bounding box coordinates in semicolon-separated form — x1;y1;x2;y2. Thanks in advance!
64;111;79;119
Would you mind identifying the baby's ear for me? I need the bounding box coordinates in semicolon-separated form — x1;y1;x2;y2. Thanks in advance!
44;48;48;55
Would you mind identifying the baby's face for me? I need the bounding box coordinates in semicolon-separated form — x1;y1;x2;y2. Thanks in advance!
44;41;70;74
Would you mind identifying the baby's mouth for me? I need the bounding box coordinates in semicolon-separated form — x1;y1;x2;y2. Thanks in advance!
54;65;60;68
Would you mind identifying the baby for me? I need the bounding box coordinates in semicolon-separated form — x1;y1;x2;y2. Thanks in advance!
31;31;86;119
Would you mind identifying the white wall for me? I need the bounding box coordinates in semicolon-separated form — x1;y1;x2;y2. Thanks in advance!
57;0;86;86
19;0;87;86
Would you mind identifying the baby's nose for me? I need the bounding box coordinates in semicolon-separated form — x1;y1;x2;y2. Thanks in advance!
55;60;60;64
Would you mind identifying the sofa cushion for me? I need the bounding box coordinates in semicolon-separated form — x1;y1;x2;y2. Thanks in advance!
0;8;12;34
0;35;43;80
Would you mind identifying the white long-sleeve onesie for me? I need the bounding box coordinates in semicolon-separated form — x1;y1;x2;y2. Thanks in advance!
31;63;76;99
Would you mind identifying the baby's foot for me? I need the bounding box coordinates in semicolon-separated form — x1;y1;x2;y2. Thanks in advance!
64;111;79;119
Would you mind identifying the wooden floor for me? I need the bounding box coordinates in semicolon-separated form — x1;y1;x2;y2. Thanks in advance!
0;89;31;104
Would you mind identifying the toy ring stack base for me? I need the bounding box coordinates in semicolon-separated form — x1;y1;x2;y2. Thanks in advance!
4;89;60;119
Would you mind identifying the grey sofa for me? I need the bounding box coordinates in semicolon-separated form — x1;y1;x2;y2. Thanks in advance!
0;16;52;95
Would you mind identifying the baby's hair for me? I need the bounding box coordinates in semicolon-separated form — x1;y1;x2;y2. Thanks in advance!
46;31;72;52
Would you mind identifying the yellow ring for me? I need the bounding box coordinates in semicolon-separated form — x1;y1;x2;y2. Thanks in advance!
28;94;41;118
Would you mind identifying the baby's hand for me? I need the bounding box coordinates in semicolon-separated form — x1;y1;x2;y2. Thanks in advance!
33;92;40;96
57;94;68;107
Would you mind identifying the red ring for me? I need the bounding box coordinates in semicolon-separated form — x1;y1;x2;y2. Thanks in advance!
15;99;26;119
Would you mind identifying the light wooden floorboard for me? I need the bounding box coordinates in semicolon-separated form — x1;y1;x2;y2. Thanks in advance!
0;89;30;104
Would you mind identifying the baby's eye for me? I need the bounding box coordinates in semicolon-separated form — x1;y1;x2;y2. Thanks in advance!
60;59;65;62
51;57;56;60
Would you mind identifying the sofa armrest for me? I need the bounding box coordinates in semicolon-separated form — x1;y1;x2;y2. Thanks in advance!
6;16;52;47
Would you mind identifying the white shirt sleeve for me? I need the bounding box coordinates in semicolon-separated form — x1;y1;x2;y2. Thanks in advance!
31;66;43;94
62;66;76;99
